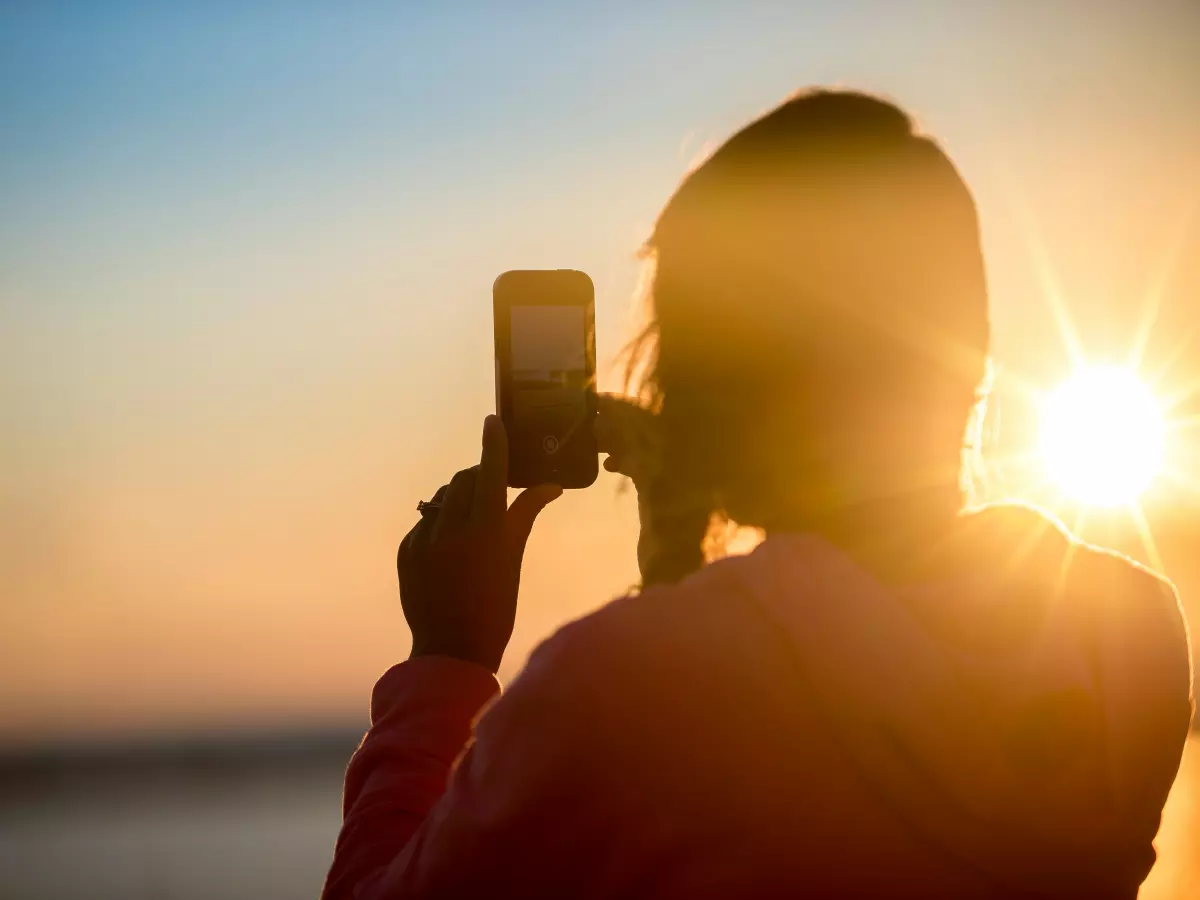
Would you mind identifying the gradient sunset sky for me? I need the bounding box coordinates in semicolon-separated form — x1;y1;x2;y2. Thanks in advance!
2;1;1198;742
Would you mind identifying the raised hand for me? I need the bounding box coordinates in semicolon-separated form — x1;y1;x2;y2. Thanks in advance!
397;416;562;673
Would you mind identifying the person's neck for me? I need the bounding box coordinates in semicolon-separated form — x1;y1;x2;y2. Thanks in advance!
764;482;965;583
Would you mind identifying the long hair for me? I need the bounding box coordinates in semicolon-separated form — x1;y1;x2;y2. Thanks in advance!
628;90;992;585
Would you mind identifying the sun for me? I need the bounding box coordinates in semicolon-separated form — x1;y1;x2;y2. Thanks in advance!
1040;365;1165;507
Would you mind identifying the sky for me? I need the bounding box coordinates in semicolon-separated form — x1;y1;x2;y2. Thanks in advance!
2;1;1198;743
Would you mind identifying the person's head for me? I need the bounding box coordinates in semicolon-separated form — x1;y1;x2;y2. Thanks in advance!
631;89;991;584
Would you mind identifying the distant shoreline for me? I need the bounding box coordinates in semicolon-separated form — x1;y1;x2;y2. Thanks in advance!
0;725;365;803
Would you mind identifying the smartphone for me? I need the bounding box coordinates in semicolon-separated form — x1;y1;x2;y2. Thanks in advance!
494;269;598;488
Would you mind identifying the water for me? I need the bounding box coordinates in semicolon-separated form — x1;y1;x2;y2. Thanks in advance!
2;737;1196;899
0;767;343;900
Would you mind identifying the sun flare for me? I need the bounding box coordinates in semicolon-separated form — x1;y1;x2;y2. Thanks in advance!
1040;366;1165;507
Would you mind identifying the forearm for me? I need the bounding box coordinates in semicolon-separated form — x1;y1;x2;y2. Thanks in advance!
322;657;500;900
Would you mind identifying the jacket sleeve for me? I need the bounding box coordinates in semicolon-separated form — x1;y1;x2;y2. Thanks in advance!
320;655;501;900
321;635;618;900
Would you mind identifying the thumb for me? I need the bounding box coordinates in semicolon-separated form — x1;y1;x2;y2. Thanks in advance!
505;484;563;565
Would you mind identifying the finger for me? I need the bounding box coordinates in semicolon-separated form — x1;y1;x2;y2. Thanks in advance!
432;467;477;541
397;528;414;572
505;483;563;566
408;482;450;550
472;415;509;527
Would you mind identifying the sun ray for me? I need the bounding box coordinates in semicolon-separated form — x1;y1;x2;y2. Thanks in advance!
1071;507;1089;542
1003;514;1052;576
1150;321;1199;392
998;172;1085;367
1055;508;1087;596
1160;372;1200;414
991;363;1047;407
1130;502;1166;575
1127;200;1197;371
1157;465;1200;500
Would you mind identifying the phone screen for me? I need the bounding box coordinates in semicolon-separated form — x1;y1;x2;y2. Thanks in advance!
494;270;597;488
510;304;589;450
508;307;588;441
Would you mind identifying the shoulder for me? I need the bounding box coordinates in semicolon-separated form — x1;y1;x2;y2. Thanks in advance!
1067;541;1191;690
956;502;1181;615
1064;540;1194;817
986;504;1195;730
945;502;1191;710
500;551;772;727
536;551;762;661
952;501;1074;573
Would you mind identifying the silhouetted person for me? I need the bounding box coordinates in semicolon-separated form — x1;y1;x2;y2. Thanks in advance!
323;90;1192;899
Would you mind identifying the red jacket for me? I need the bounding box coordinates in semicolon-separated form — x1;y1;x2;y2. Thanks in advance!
323;506;1192;899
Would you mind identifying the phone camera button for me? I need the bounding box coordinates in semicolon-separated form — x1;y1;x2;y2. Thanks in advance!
542;435;560;454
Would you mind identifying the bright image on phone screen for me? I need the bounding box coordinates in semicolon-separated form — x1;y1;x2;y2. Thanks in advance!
509;305;589;460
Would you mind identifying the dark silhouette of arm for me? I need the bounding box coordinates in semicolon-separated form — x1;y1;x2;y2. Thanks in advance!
321;656;500;899
321;633;616;899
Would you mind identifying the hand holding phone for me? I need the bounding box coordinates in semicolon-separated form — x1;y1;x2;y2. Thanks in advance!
399;416;562;673
493;270;599;488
